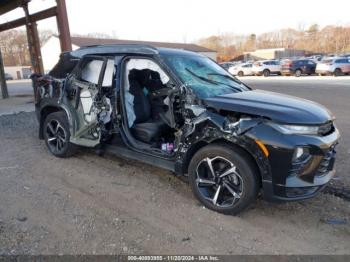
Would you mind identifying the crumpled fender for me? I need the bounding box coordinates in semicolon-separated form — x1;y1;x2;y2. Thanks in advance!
174;111;271;180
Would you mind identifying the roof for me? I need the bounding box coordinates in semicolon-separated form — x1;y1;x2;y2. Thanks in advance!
50;44;204;78
69;44;203;58
0;0;29;16
70;36;215;53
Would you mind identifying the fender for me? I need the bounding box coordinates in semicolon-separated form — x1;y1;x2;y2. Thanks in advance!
38;98;77;141
174;111;271;181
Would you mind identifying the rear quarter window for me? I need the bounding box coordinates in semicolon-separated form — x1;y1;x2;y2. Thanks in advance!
335;59;348;63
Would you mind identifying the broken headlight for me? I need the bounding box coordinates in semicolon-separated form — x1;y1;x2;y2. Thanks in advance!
267;122;319;135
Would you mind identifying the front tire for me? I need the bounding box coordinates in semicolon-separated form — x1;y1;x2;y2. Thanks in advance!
43;111;77;158
188;144;259;215
238;71;244;77
263;69;270;77
295;69;302;77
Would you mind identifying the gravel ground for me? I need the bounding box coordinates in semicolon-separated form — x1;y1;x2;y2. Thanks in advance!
0;112;349;255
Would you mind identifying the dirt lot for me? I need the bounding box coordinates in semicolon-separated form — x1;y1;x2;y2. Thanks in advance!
0;111;349;255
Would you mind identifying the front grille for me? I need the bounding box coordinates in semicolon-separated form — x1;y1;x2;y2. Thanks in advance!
316;144;337;177
318;121;334;136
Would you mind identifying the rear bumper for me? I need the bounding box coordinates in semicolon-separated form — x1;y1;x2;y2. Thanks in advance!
281;70;293;75
252;70;263;76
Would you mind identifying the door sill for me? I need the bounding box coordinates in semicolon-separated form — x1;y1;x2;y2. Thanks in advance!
104;144;175;172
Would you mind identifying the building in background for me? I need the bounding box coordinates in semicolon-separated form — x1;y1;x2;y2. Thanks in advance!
244;48;306;60
41;35;217;72
4;66;32;80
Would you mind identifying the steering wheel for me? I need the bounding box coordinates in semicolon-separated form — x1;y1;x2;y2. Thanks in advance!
150;87;172;98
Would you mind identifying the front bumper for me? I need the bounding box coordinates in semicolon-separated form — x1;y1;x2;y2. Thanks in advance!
316;70;332;75
247;123;340;202
262;170;335;202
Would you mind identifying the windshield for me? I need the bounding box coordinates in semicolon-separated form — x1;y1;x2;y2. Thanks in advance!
163;54;249;98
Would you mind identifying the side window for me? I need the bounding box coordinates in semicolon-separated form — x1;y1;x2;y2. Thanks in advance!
335;59;347;63
80;58;115;87
81;60;103;84
308;60;315;65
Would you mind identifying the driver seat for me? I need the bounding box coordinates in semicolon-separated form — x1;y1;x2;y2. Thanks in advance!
128;69;166;143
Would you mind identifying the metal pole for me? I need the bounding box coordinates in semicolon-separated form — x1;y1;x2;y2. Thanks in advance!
56;0;72;52
0;48;9;99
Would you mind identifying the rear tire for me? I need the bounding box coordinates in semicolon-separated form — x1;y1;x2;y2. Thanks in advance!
334;68;342;77
238;71;244;77
295;69;302;77
188;144;259;215
263;69;270;77
43;111;77;158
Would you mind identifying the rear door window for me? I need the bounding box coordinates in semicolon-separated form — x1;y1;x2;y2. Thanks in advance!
80;58;115;87
335;59;348;63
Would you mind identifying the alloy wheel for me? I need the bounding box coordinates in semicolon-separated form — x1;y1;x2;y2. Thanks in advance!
195;156;243;207
46;119;67;153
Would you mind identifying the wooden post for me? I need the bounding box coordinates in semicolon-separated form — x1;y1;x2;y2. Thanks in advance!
56;0;72;52
23;3;44;74
0;48;9;99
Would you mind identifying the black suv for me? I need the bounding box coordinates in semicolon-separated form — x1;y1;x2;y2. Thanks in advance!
281;59;317;77
32;45;339;215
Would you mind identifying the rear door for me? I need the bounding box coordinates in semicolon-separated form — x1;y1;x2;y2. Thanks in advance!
306;60;316;74
270;60;281;73
65;55;116;146
336;59;350;73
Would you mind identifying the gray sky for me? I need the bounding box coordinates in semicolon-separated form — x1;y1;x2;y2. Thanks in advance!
1;0;350;42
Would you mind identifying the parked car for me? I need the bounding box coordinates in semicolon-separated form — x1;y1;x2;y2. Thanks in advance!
228;63;253;76
32;45;340;215
219;62;235;71
306;55;323;62
5;73;13;80
252;60;281;77
281;59;317;77
316;57;350;76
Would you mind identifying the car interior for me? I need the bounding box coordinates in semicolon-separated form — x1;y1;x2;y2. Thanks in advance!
122;58;177;152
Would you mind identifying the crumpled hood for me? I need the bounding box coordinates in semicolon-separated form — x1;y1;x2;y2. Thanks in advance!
203;89;334;125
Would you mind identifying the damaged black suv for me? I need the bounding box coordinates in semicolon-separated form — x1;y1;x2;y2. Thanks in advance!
32;45;340;214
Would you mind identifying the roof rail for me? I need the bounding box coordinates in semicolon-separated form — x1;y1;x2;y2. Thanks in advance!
70;44;159;58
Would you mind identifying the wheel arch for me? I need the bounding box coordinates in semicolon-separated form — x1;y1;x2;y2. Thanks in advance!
39;105;74;139
181;138;263;187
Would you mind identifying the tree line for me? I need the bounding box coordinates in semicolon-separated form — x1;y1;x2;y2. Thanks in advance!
1;24;349;66
0;29;53;67
197;24;350;61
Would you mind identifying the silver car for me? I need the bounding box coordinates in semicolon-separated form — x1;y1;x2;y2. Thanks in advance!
316;57;350;76
228;63;253;76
